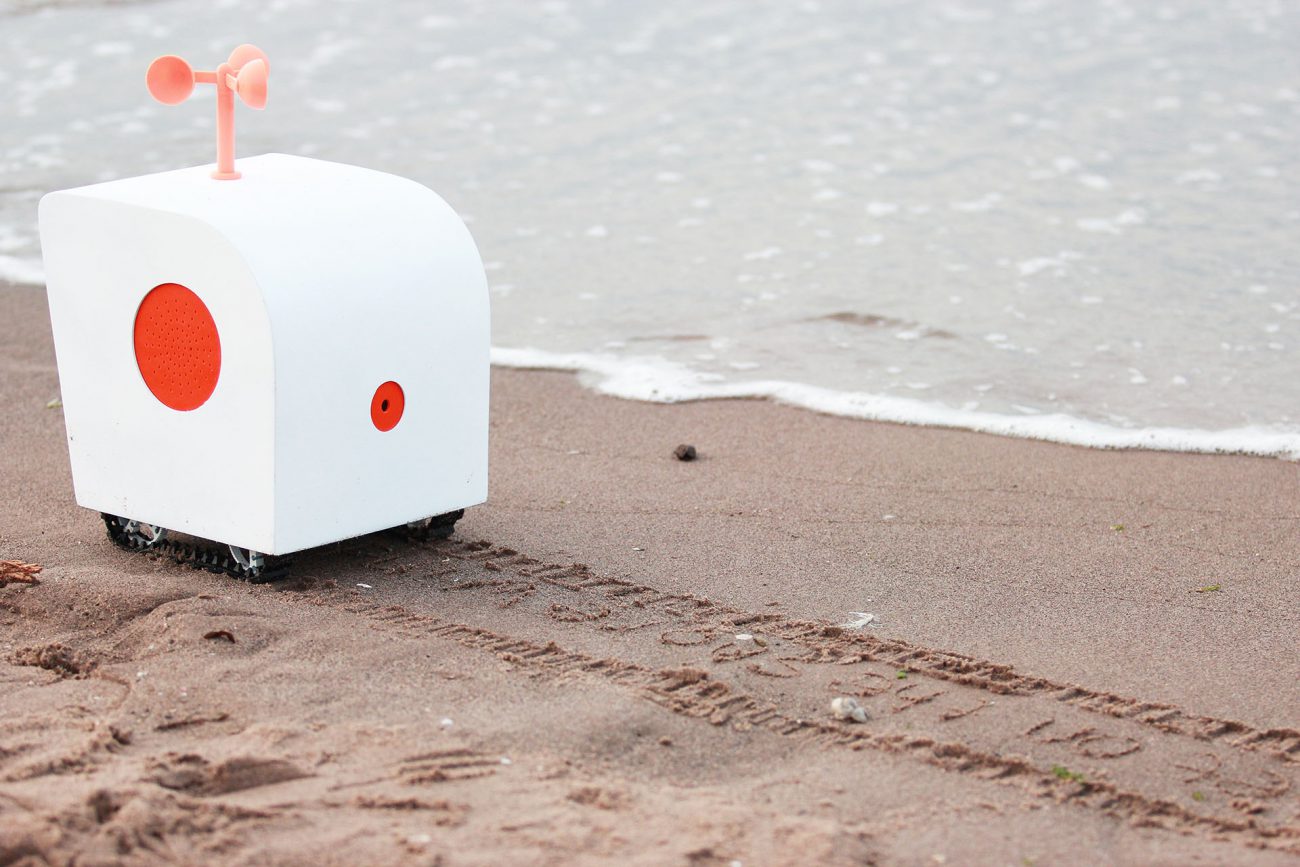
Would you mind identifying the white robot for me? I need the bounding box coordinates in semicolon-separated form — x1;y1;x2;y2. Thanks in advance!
38;46;489;579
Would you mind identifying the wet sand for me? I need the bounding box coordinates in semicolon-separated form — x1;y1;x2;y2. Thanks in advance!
2;282;1298;865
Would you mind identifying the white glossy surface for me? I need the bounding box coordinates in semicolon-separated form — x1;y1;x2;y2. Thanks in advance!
39;154;489;553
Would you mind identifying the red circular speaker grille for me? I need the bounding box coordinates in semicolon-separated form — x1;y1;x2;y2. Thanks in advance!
371;381;405;431
133;283;222;411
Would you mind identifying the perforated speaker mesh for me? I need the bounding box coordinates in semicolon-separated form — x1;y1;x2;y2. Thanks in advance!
133;282;221;411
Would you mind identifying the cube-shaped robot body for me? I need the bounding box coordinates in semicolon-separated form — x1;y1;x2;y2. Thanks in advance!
39;153;489;555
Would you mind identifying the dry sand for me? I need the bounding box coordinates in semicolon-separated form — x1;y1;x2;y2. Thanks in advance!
1;282;1297;866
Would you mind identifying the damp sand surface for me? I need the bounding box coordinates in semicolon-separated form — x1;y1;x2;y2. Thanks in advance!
2;285;1298;865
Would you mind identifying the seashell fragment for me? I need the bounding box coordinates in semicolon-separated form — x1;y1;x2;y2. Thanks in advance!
830;696;869;723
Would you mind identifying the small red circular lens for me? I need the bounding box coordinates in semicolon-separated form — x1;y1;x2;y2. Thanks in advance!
371;381;404;431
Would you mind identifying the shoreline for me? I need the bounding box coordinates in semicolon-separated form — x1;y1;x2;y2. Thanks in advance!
5;273;1294;461
3;282;1297;864
492;345;1300;461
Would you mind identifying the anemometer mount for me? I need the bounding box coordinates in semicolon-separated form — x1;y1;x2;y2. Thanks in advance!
146;45;270;180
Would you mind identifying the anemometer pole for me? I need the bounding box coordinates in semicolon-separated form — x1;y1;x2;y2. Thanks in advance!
211;62;239;179
146;45;270;181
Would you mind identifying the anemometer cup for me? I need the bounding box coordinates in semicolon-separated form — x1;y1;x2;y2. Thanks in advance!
235;59;268;110
146;55;195;105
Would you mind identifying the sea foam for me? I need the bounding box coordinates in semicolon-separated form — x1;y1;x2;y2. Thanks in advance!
0;256;44;287
491;347;1300;461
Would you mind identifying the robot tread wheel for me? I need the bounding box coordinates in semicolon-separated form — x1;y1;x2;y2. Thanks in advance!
397;509;465;542
101;509;465;582
101;513;292;583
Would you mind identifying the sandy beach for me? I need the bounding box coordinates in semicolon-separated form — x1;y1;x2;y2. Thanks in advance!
1;281;1297;865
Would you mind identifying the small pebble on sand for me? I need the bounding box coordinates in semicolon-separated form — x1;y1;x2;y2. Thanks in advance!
830;696;868;723
673;443;697;461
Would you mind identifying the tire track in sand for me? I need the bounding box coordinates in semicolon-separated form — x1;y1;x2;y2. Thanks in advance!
439;541;1299;766
295;539;1300;855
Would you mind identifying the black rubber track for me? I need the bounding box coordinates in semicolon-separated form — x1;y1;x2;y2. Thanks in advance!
102;512;292;583
102;509;464;583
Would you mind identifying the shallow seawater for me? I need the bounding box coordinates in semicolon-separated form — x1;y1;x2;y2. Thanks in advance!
2;0;1297;456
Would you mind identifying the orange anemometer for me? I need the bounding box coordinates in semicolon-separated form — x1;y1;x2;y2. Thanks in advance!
146;45;269;180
